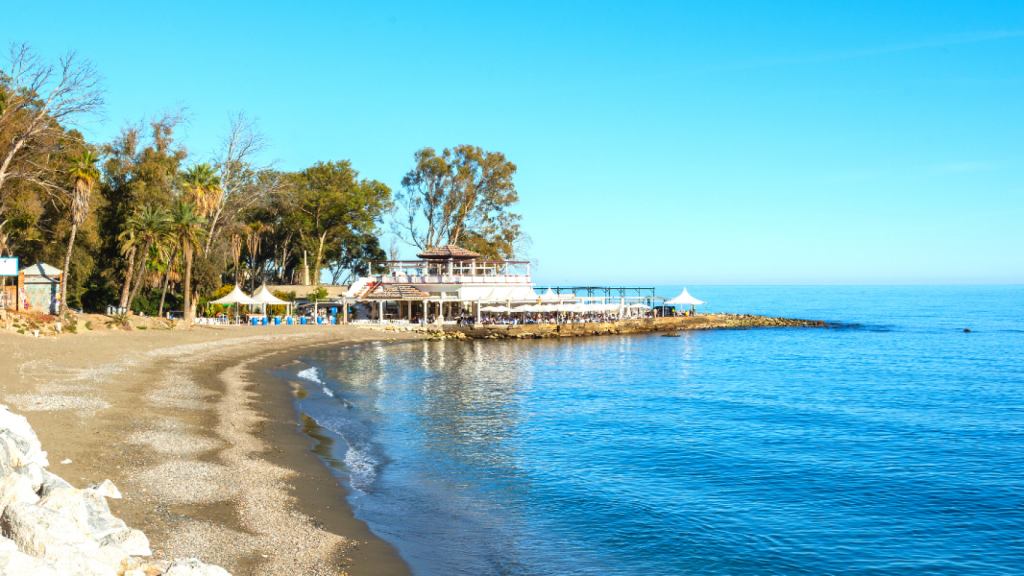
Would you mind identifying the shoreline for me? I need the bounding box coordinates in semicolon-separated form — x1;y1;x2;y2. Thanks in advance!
248;346;413;576
0;311;828;574
0;325;419;575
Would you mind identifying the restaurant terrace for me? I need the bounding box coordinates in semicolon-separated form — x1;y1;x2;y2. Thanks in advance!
339;244;667;325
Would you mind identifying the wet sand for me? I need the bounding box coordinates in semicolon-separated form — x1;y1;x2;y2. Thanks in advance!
0;324;419;575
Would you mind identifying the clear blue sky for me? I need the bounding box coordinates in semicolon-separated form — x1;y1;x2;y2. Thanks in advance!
4;1;1023;284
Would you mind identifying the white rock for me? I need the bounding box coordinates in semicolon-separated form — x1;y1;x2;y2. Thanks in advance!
45;541;117;576
1;502;85;553
165;558;232;576
97;528;150;556
60;459;72;465
86;480;121;499
14;463;43;493
0;473;40;510
1;503;114;575
80;490;126;540
0;548;61;576
38;469;73;498
38;487;89;534
0;536;16;552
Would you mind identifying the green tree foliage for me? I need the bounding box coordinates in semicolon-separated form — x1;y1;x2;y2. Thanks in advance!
394;145;524;260
0;45;530;316
285;161;392;284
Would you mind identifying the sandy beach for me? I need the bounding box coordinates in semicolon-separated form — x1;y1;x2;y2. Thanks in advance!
0;324;420;576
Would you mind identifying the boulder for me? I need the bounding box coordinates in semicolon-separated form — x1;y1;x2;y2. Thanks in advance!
0;536;16;552
1;502;85;552
0;473;40;510
81;490;127;540
37;487;89;534
14;463;43;493
0;548;61;576
0;503;114;575
37;469;73;498
97;528;150;556
165;558;232;576
87;480;122;500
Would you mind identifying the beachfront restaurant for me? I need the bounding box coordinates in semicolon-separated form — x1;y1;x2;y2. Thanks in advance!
342;245;536;324
340;245;663;325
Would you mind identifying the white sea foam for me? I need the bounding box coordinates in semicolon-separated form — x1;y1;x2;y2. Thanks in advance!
344;443;378;491
322;386;335;397
296;367;322;384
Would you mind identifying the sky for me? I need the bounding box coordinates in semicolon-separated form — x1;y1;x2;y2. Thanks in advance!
3;1;1023;285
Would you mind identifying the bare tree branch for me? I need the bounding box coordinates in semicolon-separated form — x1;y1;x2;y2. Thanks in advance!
0;43;105;221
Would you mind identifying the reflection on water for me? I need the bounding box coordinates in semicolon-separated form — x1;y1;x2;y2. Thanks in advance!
286;286;1024;576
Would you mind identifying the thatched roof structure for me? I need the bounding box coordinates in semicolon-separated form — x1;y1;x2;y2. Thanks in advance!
415;244;480;260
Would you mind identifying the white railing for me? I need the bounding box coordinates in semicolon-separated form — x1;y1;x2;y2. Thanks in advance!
378;275;531;285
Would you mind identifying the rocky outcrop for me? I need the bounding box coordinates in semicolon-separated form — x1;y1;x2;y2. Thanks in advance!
433;313;829;340
0;404;228;576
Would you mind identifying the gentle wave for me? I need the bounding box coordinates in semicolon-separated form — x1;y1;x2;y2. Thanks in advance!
296;366;322;384
344;443;378;491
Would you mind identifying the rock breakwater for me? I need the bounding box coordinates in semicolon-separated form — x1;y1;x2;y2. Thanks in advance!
0;404;228;576
414;313;829;340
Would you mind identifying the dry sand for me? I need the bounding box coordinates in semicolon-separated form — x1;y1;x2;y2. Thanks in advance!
0;322;420;576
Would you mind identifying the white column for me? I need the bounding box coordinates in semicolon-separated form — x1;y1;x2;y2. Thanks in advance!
379;300;384;325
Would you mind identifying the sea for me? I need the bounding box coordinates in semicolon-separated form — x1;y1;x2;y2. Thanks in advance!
278;286;1024;576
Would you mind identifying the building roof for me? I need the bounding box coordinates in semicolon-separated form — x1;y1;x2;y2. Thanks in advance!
20;262;62;277
415;244;481;260
20;262;61;283
366;285;430;299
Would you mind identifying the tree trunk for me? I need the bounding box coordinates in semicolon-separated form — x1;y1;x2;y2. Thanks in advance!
118;247;136;308
183;247;194;325
158;245;178;318
125;241;152;312
58;224;77;315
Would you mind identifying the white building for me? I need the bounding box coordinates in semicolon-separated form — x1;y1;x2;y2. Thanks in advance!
342;245;537;323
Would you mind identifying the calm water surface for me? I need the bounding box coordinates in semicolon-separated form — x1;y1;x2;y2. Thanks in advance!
283;286;1024;575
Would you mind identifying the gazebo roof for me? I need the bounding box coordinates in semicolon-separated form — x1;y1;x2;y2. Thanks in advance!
415;244;481;260
366;285;430;299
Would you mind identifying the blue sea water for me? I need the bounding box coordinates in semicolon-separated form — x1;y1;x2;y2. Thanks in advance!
284;286;1024;576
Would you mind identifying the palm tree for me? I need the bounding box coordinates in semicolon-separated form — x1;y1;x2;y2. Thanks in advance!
245;221;273;291
118;207;172;312
168;200;208;325
181;164;223;217
59;150;100;314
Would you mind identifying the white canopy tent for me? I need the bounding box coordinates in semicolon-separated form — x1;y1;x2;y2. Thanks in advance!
666;288;706;308
252;284;293;317
539;288;561;302
210;285;261;323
